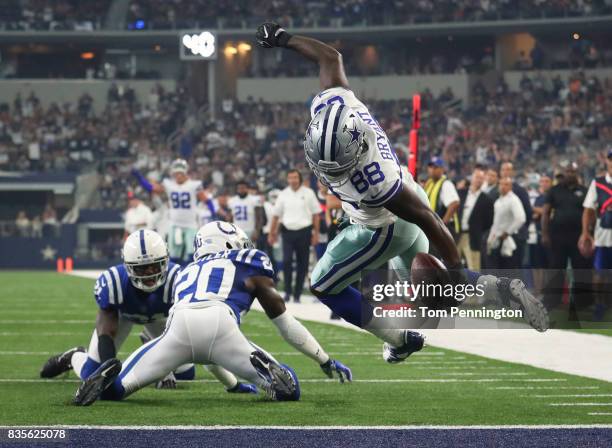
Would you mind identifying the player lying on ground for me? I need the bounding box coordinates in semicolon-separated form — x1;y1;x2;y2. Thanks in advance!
72;221;351;406
41;229;256;394
132;158;215;265
255;23;549;363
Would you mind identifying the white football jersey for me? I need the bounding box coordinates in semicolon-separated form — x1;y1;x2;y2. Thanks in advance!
162;178;202;229
310;87;418;227
228;194;261;235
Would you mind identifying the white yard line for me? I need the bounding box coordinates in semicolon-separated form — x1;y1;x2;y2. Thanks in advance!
549;403;612;406
528;394;612;398
490;386;600;390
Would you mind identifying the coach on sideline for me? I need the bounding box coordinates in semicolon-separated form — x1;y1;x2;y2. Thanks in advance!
268;169;321;303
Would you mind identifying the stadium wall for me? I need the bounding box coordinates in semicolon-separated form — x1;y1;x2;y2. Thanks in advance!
236;74;469;103
0;79;177;113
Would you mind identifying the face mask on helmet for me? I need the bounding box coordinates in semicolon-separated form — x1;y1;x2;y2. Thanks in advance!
125;258;169;293
304;105;369;189
122;229;169;293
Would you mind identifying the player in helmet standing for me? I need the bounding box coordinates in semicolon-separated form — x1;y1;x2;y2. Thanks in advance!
132;159;215;265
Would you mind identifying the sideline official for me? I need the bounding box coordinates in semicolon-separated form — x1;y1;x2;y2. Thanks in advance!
268;170;321;302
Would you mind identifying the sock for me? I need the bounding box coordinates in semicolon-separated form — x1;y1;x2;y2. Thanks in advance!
70;351;87;378
316;286;373;328
175;364;196;381
76;356;100;380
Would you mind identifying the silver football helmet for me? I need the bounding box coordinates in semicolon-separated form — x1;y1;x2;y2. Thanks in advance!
170;158;188;175
304;103;368;187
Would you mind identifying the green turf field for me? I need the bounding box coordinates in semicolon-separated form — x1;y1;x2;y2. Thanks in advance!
1;271;612;426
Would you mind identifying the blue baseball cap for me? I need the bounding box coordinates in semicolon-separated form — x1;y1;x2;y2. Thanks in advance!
428;156;445;168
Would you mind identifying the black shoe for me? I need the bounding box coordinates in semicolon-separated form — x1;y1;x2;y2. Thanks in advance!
73;358;122;406
382;331;425;364
40;346;85;378
283;294;291;302
250;350;297;401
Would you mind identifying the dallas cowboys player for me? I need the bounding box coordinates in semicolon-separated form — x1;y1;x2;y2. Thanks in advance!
255;23;549;362
228;181;264;242
41;229;255;394
72;222;351;406
132;159;215;265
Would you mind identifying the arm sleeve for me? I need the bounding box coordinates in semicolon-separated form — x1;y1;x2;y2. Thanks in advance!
583;180;598;209
308;189;322;215
272;195;284;217
441;181;460;207
93;272;115;311
271;311;330;364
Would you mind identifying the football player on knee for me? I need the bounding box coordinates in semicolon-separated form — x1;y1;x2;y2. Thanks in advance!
132;158;215;266
255;23;549;363
72;222;351;406
40;229;254;394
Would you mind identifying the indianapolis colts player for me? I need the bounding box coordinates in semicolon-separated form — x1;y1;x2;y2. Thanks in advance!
41;229;255;394
132;159;216;265
255;23;549;362
72;222;351;406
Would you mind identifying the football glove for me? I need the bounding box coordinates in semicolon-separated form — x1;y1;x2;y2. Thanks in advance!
156;371;177;389
227;382;258;394
256;22;292;48
320;359;352;383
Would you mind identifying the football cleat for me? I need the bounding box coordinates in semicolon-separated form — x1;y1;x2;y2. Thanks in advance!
40;346;85;378
497;277;549;332
73;358;121;406
250;350;299;401
382;330;425;364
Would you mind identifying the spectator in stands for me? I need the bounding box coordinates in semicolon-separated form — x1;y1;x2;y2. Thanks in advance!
268;169;321;303
541;162;592;309
457;168;494;270
483;168;499;196
42;204;59;238
15;210;30;237
123;192;153;238
487;177;527;270
30;215;42;238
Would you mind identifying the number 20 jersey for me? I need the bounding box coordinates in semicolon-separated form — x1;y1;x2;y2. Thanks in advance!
172;249;274;323
311;87;416;228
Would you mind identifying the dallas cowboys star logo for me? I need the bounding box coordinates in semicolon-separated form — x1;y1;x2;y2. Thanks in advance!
346;123;361;147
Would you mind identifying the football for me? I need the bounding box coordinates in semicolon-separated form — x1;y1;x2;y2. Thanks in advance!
410;252;454;310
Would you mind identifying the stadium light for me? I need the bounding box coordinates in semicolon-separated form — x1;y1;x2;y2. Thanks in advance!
237;42;252;54
224;45;238;57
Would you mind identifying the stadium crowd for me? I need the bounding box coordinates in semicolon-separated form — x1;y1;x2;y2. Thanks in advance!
1;0;610;31
0;0;112;31
125;0;612;29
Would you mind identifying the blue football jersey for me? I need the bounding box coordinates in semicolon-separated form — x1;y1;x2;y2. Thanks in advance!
173;249;274;323
94;262;182;324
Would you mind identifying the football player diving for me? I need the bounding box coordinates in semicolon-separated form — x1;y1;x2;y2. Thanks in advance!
41;229;257;394
255;23;549;363
71;222;351;406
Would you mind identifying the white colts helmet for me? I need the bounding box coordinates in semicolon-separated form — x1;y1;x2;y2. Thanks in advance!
123;229;169;292
193;221;253;261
